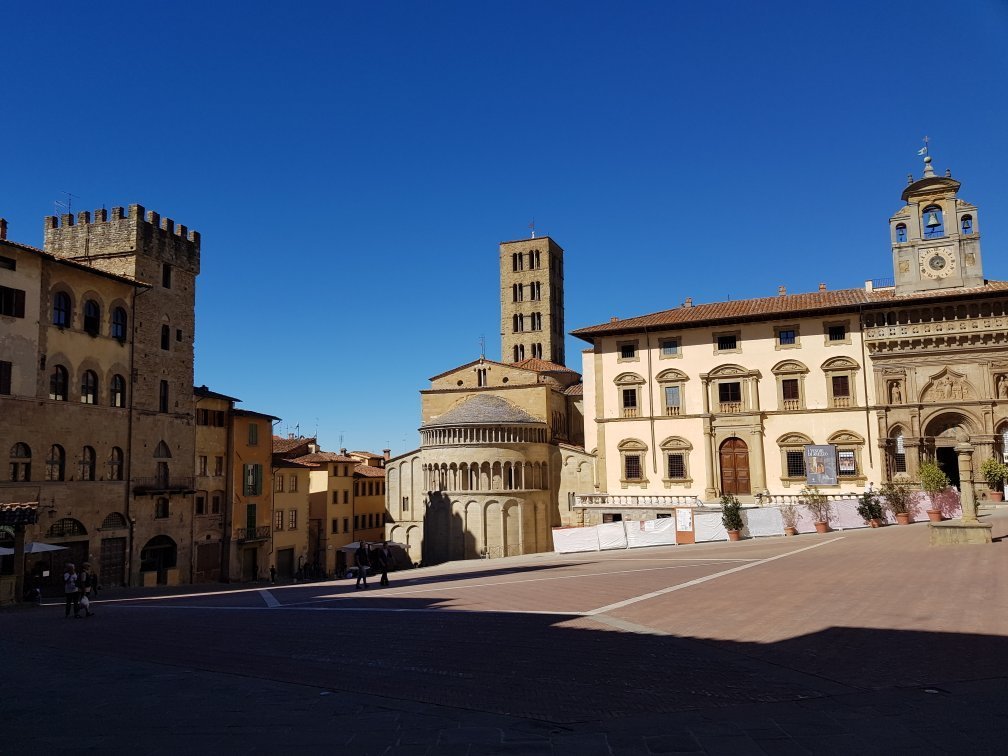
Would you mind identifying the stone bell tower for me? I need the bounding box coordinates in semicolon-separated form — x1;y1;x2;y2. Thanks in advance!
890;152;984;295
500;236;565;365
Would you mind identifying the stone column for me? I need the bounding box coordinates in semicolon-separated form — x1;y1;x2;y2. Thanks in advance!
957;439;978;523
904;438;921;480
703;418;716;500
749;426;767;495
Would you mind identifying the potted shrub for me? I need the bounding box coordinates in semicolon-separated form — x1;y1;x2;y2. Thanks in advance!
856;489;884;527
980;457;1008;503
918;460;950;523
721;493;744;541
801;486;831;533
880;479;914;525
779;502;799;536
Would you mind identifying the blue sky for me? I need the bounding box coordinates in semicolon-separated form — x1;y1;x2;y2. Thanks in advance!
4;1;1007;455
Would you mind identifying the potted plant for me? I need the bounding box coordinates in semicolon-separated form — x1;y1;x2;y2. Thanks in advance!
980;457;1008;503
880;479;914;525
779;502;799;536
918;460;950;523
721;493;744;541
856;489;884;527
801;486;831;533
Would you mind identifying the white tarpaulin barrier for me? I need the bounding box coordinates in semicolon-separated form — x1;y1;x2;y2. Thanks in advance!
551;527;600;554
694;511;727;542
625;517;678;548
831;498;866;530
742;507;784;537
597;521;629;551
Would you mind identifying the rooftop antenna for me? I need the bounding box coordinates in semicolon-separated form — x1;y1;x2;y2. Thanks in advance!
528;218;536;238
479;335;485;359
54;191;78;217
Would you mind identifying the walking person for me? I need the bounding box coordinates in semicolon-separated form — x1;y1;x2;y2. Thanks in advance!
78;563;95;618
378;541;391;587
354;543;370;590
63;563;80;619
269;565;277;584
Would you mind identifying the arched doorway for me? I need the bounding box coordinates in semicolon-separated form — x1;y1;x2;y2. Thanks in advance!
139;535;177;585
719;437;751;495
923;412;974;490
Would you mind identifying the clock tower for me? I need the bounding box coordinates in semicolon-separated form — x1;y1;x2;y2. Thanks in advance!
890;153;984;295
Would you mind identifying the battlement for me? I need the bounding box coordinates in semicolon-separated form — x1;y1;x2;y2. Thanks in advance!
44;203;201;275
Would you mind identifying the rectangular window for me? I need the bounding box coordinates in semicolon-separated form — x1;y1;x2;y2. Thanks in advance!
248;423;258;445
288;509;297;529
778;329;796;346
159;380;169;413
214;456;224;476
196;409;208;425
343;517;349;533
0;360;11;395
402;496;409;511
0;255;15;271
243;464;263;496
162;263;172;289
718;382;742;403
155;499;169;519
786;450;806;477
354;514;360;530
828;325;847;342
624;454;642;480
195;495;206;516
717;334;737;351
832;375;850;397
274;510;284;531
602;513;623;523
331;518;339;534
333;491;338;504
0;285;26;318
214;411;226;427
667;453;686;479
621;388;638;418
275;475;284;492
343;490;349;504
664;385;680;409
619;343;636;360
660;338;679;357
211;494;222;514
289;474;297;492
198;455;208;476
782;379;799;401
837;449;857;477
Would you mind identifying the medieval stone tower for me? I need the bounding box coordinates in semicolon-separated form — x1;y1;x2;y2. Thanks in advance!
499;236;565;365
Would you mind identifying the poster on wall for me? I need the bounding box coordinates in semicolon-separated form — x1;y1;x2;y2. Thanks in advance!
676;507;693;532
804;444;838;486
837;449;856;475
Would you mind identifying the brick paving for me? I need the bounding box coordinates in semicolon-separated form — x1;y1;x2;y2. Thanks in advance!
2;511;1008;753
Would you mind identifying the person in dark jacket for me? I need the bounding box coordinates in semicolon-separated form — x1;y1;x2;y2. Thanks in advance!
354;544;370;590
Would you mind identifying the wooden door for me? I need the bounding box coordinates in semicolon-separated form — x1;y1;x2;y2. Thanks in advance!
719;438;751;495
100;537;126;587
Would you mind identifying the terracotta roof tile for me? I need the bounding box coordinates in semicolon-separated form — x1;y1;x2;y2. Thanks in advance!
289;452;357;464
273;457;319;469
0;502;39;525
272;436;316;454
510;357;577;374
354;464;386;478
564;383;584;396
572;281;1008;339
349;450;383;458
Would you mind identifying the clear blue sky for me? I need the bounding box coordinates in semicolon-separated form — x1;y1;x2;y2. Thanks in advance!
4;1;1007;455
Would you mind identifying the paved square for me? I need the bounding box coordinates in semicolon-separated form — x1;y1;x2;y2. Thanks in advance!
4;513;1008;753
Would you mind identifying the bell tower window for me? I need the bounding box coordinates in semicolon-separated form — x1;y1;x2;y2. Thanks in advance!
895;223;907;243
961;215;973;235
922;205;944;239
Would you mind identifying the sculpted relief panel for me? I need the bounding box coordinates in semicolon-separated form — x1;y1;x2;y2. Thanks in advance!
920;369;974;403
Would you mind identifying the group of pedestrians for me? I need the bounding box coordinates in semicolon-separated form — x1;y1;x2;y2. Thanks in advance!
62;562;97;618
355;541;392;590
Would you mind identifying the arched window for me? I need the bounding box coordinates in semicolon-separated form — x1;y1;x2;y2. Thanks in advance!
108;447;124;481
161;324;170;350
111;307;127;340
49;365;68;401
895;223;907;243
52;292;70;327
159;380;169;412
513;345;520;362
101;511;127;529
110;374;126;407
80;370;98;404
890;429;907;475
961;214;973;235
83;300;101;336
9;443;31;482
80;446;96;481
46;444;65;481
618;438;648;483
922;204;944;239
47;517;86;538
517;344;525;360
155;440;171;485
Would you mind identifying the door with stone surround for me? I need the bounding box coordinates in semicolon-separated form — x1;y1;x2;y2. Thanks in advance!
719;437;751;495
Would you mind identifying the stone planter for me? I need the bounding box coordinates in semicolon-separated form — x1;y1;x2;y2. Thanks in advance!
927;509;944;523
727;530;741;542
895;512;911;525
814;521;829;534
784;526;798;536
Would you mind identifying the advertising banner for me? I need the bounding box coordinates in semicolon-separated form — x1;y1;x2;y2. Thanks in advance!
804;444;838;486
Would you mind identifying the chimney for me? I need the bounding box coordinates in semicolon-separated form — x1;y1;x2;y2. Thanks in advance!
778;286;787;296
0;218;6;240
610;316;619;323
819;282;827;292
383;448;391;461
340;448;347;456
683;297;693;308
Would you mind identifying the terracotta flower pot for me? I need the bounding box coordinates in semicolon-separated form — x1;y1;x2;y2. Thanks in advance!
868;518;882;528
927;509;943;523
784;526;798;536
727;529;741;541
989;491;1004;503
895;512;911;525
814;521;829;534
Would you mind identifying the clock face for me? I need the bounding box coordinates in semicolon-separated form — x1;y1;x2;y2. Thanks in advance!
920;247;956;279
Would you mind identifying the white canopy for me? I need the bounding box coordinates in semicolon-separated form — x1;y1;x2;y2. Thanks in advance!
0;542;69;556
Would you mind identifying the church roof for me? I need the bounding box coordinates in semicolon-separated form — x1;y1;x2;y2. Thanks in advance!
423;394;543;427
510;357;577;374
572;281;1008;340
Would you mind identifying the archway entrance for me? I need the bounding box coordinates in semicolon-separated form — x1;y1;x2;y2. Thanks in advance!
719;437;750;495
924;412;973;491
139;535;177;585
935;447;960;490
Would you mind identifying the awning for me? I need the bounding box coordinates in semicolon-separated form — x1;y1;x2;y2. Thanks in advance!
0;502;39;527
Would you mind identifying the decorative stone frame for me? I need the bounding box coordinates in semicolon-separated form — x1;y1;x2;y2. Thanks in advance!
771;360;808;412
828;430;867;483
617;339;640;363
656;368;688;417
703;364;760;414
823;319;852;346
773;324;801;351
886;424;910;480
777;432;813;487
658;335;682;360
713;330;742;355
659;436;693;488
614;372;645;419
822;356;860;408
617;438;649;489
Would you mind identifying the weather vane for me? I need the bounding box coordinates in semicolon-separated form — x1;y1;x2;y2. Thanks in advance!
918;135;930;157
528;219;536;238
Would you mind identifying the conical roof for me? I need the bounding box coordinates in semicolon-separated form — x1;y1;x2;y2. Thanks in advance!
423;394;542;427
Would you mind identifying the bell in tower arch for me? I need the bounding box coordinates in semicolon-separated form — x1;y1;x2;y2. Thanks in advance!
925;211;941;228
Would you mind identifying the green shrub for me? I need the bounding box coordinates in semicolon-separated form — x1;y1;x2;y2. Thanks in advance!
856;489;884;522
720;493;744;532
879;479;913;515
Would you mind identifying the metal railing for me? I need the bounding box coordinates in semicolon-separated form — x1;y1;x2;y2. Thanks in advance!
236;526;271;543
132;476;195;494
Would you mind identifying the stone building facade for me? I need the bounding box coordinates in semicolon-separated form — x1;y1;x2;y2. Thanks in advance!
500;236;565;365
571;155;1008;520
